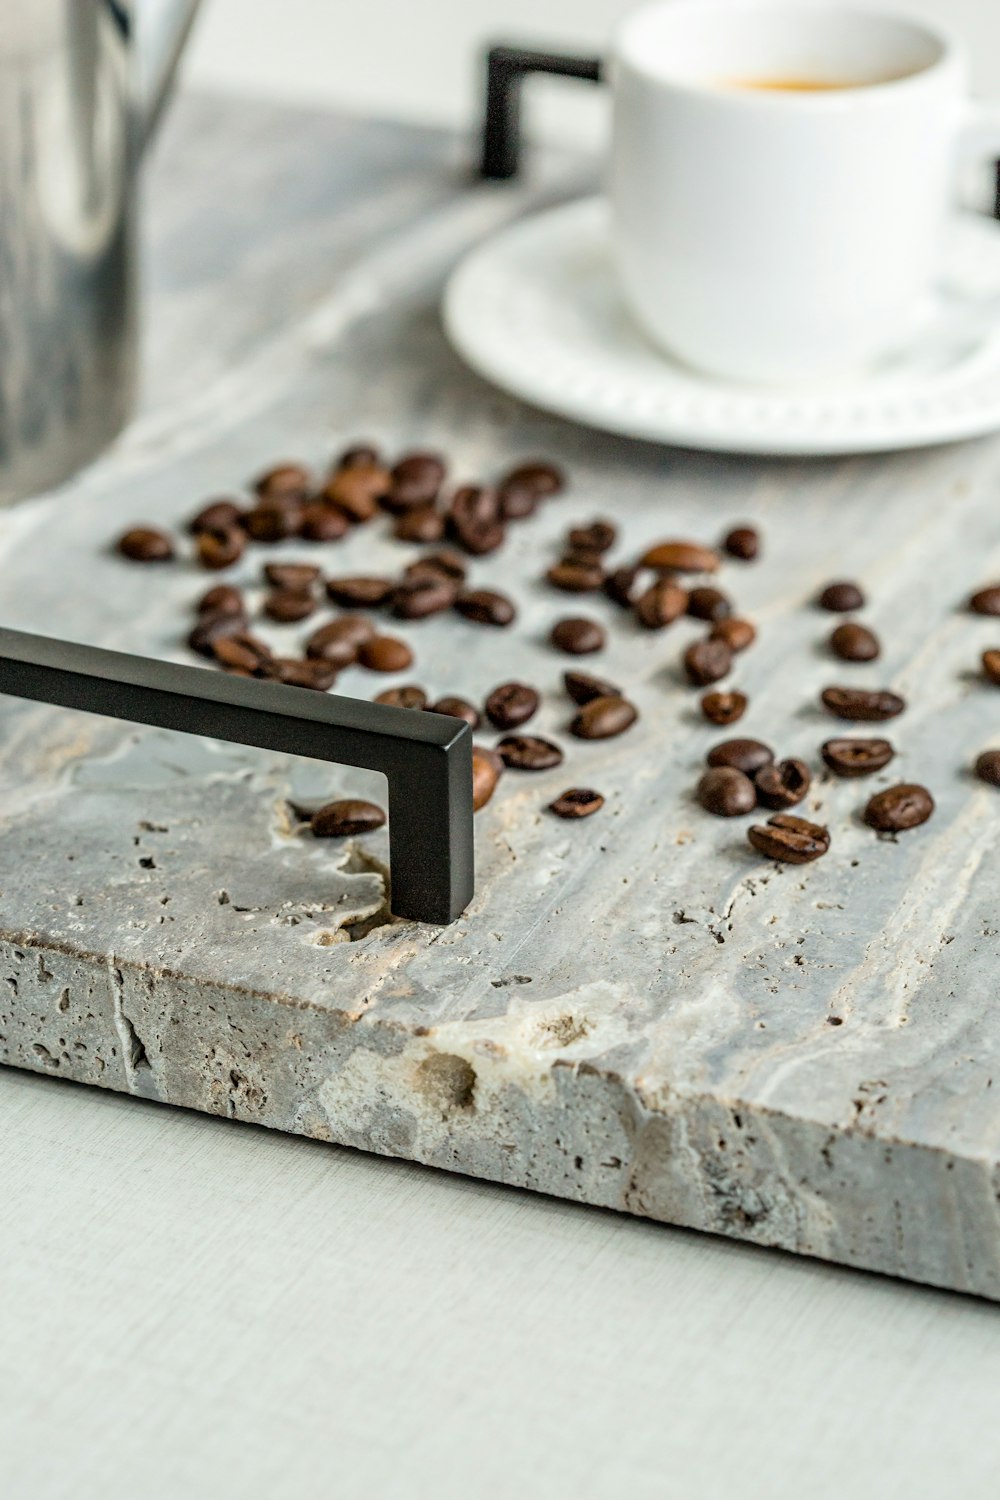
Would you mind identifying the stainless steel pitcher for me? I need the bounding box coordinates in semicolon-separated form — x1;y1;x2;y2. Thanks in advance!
0;1;199;505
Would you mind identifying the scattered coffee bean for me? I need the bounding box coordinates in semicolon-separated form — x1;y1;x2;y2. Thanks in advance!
635;579;688;629
387;452;445;510
357;635;415;673
697;766;757;817
570;695;637;740
830;622;880;662
549;788;605;819
429;696;481;728
324;463;390;521
818;580;865;612
264;589;317;623
821;686;905;721
568;520;616;555
723;525;759;561
641;540;720;573
684;638;732;687
497;735;564;770
305;616;374;664
748;813;830;864
604;566;640;608
264;562;320;592
197;526;246;570
563;670;622;705
472;746;504;810
707;738;774;774
754;758;811;810
687;586;731;622
197;584;244;618
821;738;895;777
213;633;272;672
311;799;386;837
448;485;505;555
393;506;445;544
336;443;380;470
390;574;457;620
975;749;1000;786
265;657;339;691
969;585;1000;616
326;575;395;608
983;649;1000;685
244;504;301;542
485;682;540;730
454;589;516;626
299;504;350;542
710;617;756;652
864;783;934;833
701;690;747;726
496;478;537;520
188;613;246;657
254;463;311;502
118;526;174;563
501;461;565;499
189;499;243;534
374;684;428;709
546;559;605;592
405;549;467;584
551;617;606;655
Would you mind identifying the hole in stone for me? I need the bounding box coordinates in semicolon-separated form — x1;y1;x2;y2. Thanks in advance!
414;1053;477;1116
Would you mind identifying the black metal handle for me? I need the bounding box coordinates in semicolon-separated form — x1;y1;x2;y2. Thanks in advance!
0;629;474;925
480;44;603;180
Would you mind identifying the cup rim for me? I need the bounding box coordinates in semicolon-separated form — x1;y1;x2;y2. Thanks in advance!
612;0;961;107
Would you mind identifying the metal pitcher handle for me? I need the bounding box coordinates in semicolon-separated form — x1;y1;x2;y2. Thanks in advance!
104;0;201;146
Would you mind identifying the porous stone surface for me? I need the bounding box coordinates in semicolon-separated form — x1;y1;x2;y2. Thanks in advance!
2;95;1000;1298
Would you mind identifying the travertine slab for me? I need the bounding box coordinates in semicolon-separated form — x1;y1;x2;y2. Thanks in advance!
2;95;1000;1298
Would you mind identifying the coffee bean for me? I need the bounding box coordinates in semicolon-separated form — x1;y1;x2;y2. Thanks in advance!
604;566;640;608
264;562;320;592
830;622;880;662
264;657;339;691
254;463;311;502
393;506;445;543
299;504;350;542
546;559;605;592
387;452;445;510
723;525;759;561
687;586;731;622
563;670;622;705
189;499;243;534
707;738;774;774
697;766;757;817
497;479;537;520
570;695;638;740
197;584;244;618
472;745;504;810
326;576;395;608
197;526;246;570
864;783;934;833
305;615;374;664
118;526;174;563
374;684;428;709
748;813;830;864
497;735;564;770
501;461;565;499
969;585;1000;616
429;696;481;728
567;520;616;554
700;690;747;726
549;788;604;819
357;635;414;673
683;638;732;687
550;617;606;655
821;686;905;721
244;504;302;542
485;682;539;730
975;749;1000;786
454;589;516;626
324;463;390;521
818;580;865;612
448;485;505;555
710;617;756;652
264;589;317;623
213;633;272;672
187;613;247;658
984;649;1000;685
405;549;467;584
754;758;811;810
641;540;720;573
390;574;457;620
336;443;380;470
635;579;688;629
821;738;895;777
311;799;386;837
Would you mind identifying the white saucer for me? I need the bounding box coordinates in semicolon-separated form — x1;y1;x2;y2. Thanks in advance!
443;196;1000;456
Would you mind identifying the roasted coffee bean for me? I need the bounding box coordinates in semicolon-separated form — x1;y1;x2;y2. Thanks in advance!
684;638;732;687
305;615;374;664
975;749;1000;786
429;696;481;728
635;579;688;629
821;737;895;777
189;499;243;534
244;504;302;542
821;686;905;721
485;682;539;730
710;617;756;652
265;657;339;691
567;520;616;555
546;559;605;592
550;617;606;655
549;788;604;819
723;525;759;561
264;562;320;592
197;526;246;569
324;462;390;521
697;766;757;817
570;695;637;740
707;738;774;774
641;539;719;573
392;505;445;543
448;485;505;555
754;758;811;810
299;504;350;542
390;574;457;620
213;633;272;672
197;584;244;618
497;478;538;520
454;589;516;626
357;635;414;673
984;649;1000;685
864;783;934;833
336;443;380;470
748;813;830;864
404;548;467;583
700;690;747;726
386;452;446;510
830;622;880;662
604;565;640;608
501;461;565;499
264;589;317;623
254;463;311;502
374;684;428;709
969;585;1000;616
472;746;504;810
311;799;386;837
187;613;246;658
326;575;395;608
818;580;865;612
118;526;174;562
497;734;564;770
563;670;622;705
687;586;731;622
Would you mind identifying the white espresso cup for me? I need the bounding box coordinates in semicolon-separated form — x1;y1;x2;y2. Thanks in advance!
609;2;1000;384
